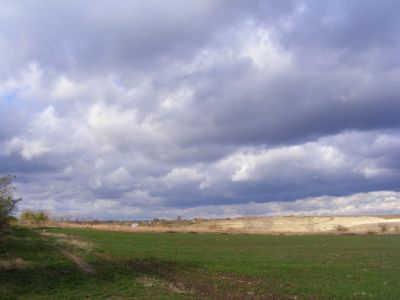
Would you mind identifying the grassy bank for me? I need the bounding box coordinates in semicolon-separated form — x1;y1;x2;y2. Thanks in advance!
1;226;400;299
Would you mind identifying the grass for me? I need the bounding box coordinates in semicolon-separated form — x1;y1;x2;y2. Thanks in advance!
1;226;400;299
0;227;186;299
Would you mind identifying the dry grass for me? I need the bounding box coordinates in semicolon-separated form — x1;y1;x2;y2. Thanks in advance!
47;221;228;234
0;258;27;271
36;215;400;236
40;232;69;239
40;231;96;250
55;238;95;251
136;276;191;295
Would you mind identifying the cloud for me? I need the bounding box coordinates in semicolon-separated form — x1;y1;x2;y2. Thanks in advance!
160;191;400;220
164;168;203;186
1;1;400;219
20;190;400;221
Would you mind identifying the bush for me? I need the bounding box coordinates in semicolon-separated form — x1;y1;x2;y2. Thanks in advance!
20;210;49;225
378;223;389;233
335;225;349;233
0;175;21;231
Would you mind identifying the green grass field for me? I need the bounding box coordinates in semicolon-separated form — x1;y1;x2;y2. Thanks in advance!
1;226;400;299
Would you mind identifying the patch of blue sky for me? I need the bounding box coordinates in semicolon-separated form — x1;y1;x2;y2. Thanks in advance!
111;77;125;90
2;91;18;102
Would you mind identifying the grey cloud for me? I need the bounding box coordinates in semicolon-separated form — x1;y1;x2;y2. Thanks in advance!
0;154;59;175
147;130;400;208
282;1;400;51
1;1;400;219
0;0;278;74
160;63;400;148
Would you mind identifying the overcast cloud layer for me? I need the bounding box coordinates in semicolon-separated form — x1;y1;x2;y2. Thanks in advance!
1;0;400;219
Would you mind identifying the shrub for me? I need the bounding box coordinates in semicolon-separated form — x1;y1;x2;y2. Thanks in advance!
378;223;389;233
20;210;34;221
35;211;49;223
20;210;49;225
335;225;349;233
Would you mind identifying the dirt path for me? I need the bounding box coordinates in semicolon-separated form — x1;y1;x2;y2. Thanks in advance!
57;247;95;274
39;232;95;274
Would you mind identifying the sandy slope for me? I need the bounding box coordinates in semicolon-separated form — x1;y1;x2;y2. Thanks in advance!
190;215;400;234
53;215;400;235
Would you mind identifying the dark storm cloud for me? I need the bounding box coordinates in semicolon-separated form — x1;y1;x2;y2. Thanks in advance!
199;71;400;146
281;1;400;50
0;0;279;73
0;154;58;175
1;0;400;218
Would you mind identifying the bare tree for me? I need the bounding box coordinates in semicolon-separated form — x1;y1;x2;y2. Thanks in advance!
0;175;21;231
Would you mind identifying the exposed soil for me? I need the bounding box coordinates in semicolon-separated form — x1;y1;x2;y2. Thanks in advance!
111;257;298;299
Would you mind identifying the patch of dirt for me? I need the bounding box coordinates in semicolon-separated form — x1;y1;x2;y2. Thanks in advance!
83;240;300;298
119;258;294;299
0;258;27;271
177;270;289;300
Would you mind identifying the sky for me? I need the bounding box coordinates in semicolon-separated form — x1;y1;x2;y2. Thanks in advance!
1;0;400;220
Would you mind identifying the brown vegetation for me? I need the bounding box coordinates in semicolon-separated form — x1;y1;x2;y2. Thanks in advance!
378;223;389;232
33;214;400;236
0;258;27;271
335;225;349;233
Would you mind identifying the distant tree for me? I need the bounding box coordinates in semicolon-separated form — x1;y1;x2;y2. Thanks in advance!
0;175;21;231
